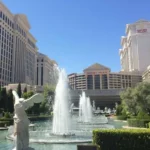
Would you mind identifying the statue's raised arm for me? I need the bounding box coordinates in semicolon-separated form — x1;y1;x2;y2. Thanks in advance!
12;91;20;106
12;90;44;110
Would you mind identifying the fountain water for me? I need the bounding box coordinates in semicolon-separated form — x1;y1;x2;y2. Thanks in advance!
92;100;96;112
87;97;92;121
6;67;114;144
79;91;92;123
52;69;71;135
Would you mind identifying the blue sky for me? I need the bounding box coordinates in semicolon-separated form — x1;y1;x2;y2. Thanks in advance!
3;0;150;74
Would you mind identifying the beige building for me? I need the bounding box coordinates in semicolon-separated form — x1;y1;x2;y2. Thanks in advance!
0;2;37;86
142;66;150;82
68;63;142;90
120;20;150;73
36;52;57;86
5;83;33;92
69;73;86;90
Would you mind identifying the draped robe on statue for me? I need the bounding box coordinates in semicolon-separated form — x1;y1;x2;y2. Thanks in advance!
12;91;44;150
14;102;30;150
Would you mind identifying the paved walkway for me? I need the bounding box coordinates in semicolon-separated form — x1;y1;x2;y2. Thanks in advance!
114;119;127;122
123;126;146;129
0;127;8;130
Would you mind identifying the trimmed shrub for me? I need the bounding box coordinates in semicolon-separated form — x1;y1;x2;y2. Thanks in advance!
4;112;11;118
0;118;13;125
93;129;150;150
128;119;150;128
0;121;10;127
117;115;127;120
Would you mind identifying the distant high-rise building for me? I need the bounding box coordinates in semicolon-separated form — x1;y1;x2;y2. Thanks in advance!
36;52;57;86
119;20;150;73
68;63;142;90
0;2;37;86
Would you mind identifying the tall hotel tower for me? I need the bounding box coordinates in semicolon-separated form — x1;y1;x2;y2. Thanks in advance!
0;2;37;86
119;20;150;73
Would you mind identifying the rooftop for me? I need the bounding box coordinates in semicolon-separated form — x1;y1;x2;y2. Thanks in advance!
84;63;110;72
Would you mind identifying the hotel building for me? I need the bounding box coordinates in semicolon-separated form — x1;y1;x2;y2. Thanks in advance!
36;52;57;86
68;63;142;90
119;20;150;73
0;2;37;86
142;65;150;83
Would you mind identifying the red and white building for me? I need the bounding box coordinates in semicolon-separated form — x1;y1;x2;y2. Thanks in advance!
119;20;150;73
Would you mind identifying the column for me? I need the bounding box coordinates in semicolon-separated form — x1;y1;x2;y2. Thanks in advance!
93;74;95;90
107;74;110;89
85;74;88;90
100;74;102;89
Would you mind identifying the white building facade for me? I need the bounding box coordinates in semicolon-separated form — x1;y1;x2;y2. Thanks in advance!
0;2;37;86
119;20;150;73
36;52;57;86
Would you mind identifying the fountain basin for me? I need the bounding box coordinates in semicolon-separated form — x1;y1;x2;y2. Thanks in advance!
6;122;114;144
6;133;92;144
50;133;75;137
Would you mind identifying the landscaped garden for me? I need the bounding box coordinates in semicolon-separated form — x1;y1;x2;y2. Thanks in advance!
115;82;150;128
0;83;55;128
93;128;150;150
92;82;150;150
1;82;150;149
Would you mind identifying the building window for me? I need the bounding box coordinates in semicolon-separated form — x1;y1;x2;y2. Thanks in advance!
87;75;93;89
102;74;108;89
95;75;100;89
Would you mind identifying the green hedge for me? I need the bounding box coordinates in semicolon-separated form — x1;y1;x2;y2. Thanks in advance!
0;116;51;123
28;116;51;121
0;121;10;127
93;129;150;150
128;119;150;128
0;118;13;125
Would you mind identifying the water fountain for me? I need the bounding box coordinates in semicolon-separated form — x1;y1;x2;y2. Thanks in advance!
87;97;92;121
79;92;92;123
52;68;73;136
6;67;114;145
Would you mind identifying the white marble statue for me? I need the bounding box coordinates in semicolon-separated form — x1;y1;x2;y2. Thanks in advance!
12;90;44;150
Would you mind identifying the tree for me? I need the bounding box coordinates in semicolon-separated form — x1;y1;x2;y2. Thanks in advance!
0;88;8;111
23;86;27;93
7;89;14;113
22;91;34;99
22;92;28;99
116;104;123;116
0;85;2;109
17;83;22;98
121;87;139;116
121;82;150;116
23;91;40;115
43;85;55;100
133;82;150;114
40;85;55;114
